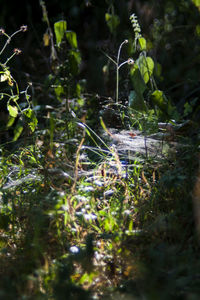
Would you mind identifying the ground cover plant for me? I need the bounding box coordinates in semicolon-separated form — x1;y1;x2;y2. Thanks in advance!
0;1;200;299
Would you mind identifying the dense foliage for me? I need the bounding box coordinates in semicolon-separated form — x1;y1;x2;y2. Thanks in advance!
0;1;200;299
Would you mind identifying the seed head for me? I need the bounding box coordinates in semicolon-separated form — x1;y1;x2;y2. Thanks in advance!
0;28;5;35
127;58;135;65
13;48;22;55
20;25;28;32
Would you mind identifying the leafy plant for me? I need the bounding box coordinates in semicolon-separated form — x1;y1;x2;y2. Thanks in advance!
129;13;178;121
105;2;120;36
0;26;37;142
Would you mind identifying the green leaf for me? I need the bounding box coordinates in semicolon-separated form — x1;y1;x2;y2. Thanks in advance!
23;109;38;132
54;83;64;101
7;105;18;118
69;50;81;75
76;83;82;98
54;20;67;47
23;108;32;118
151;89;177;119
138;56;154;84
151;90;168;111
129;219;133;232
128;90;147;112
66;30;78;48
6;116;15;128
129;64;147;112
79;273;90;285
138;37;147;51
130;64;146;94
13;123;23;141
105;13;120;33
192;0;200;7
28;117;38;132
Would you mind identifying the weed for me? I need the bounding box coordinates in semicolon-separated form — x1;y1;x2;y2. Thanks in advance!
0;26;37;143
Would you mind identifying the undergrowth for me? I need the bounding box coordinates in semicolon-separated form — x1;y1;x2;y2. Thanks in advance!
0;3;200;300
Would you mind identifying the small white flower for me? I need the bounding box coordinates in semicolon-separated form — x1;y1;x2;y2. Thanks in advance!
84;213;97;221
123;210;131;215
69;246;79;254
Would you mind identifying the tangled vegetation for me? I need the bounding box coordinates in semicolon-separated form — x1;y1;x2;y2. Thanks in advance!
0;1;200;299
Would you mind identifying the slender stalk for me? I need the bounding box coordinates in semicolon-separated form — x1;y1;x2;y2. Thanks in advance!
0;29;23;56
116;39;128;104
102;40;133;104
119;59;131;70
3;52;16;66
116;65;119;104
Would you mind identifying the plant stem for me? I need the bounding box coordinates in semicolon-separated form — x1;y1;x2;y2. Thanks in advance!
3;52;16;66
116;40;128;104
116;66;119;104
0;29;22;56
